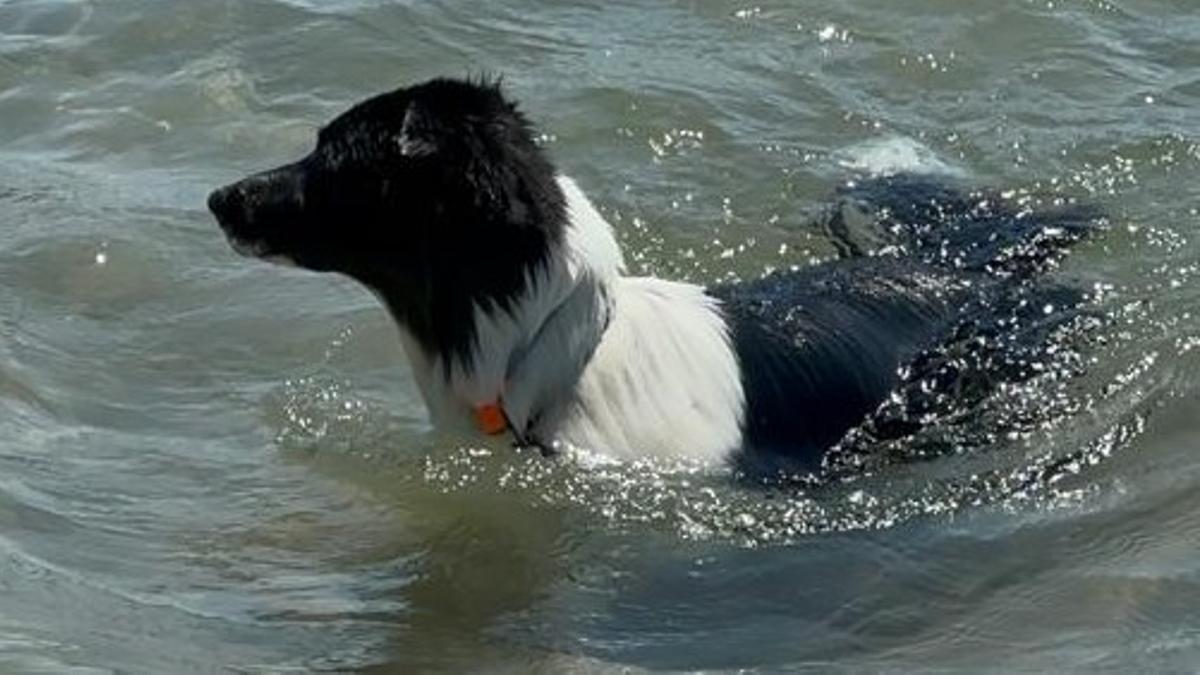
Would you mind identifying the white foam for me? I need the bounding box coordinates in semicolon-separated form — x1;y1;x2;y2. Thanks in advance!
835;136;964;177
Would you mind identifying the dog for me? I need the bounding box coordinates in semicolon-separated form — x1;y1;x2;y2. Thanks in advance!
209;77;1095;476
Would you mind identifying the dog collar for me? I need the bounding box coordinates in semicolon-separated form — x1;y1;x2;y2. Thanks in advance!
475;399;554;457
474;402;508;435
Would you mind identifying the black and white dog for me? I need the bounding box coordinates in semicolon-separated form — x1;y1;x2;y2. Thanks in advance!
209;77;1094;475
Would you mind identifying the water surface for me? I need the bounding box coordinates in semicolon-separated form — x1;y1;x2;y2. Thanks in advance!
2;0;1199;671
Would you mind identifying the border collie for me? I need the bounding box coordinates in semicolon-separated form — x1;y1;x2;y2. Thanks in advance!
209;78;1095;476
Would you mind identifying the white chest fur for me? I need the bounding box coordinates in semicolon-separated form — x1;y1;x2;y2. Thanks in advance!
393;175;746;463
540;276;745;462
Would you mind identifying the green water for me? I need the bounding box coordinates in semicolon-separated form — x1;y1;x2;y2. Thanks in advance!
1;0;1199;671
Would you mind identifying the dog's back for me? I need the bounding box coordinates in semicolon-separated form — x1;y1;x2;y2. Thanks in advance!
715;174;1099;476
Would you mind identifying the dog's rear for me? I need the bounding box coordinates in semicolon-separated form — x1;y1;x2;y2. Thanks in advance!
717;175;1099;476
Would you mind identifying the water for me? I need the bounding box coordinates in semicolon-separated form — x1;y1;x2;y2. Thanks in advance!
1;0;1199;671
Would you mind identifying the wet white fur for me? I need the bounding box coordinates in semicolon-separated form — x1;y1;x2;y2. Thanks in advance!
395;176;746;463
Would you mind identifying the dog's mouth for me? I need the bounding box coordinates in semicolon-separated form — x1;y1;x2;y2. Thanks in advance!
221;232;297;267
225;233;268;258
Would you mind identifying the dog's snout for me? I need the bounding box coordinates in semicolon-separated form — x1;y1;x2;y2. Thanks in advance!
208;166;306;231
207;184;246;226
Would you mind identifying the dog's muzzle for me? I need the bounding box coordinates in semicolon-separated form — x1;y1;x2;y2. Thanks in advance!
208;165;306;260
208;183;266;258
207;183;246;230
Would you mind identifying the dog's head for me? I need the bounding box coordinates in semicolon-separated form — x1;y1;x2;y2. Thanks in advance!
208;78;566;359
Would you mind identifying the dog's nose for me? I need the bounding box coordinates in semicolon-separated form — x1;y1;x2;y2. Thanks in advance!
207;184;245;226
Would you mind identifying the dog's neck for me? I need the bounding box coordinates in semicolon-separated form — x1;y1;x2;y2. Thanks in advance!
390;176;624;436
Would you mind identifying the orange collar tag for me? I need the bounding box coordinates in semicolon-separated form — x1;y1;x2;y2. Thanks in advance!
474;402;508;436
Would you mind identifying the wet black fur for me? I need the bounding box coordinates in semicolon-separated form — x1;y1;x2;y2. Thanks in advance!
715;175;1098;476
209;78;565;371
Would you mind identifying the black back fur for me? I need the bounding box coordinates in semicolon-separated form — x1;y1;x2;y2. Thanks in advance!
715;174;1100;476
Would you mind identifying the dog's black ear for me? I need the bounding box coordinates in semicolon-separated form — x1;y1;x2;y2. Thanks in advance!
397;102;437;157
